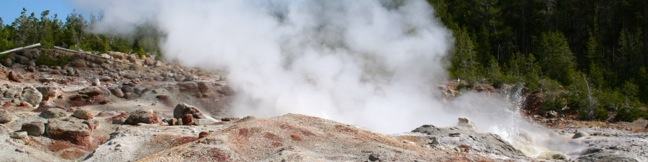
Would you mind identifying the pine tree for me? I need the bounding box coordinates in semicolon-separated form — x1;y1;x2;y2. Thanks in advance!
449;28;481;82
534;32;577;84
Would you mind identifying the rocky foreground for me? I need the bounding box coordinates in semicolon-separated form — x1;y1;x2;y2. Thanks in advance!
0;48;646;161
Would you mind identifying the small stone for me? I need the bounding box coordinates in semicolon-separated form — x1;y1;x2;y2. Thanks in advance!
109;87;124;98
552;153;567;160
8;71;22;82
0;110;15;124
40;108;68;118
72;109;94;120
10;131;28;139
124;110;161;125
199;131;209;138
164;118;177;126
573;131;588;139
449;132;461;137
173;103;204;119
21;121;45;136
457;117;475;130
181;114;195;125
91;78;101;86
368;153;380;161
546;111;559;118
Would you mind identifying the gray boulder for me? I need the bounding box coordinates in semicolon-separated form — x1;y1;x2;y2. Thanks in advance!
0;110;15;124
20;86;43;107
21;121;45;136
40;108;68;118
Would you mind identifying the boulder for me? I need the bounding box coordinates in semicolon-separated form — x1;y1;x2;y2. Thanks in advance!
109;87;124;98
181;114;195;125
91;78;101;86
125;110;161;125
7;71;22;82
573;131;588;139
173;103;204;119
72;109;94;120
21;121;45;136
46;118;92;146
20;86;43;107
0;110;15;124
79;86;111;97
109;112;129;124
1;84;22;98
368;153;380;161
10;131;28;139
70;86;111;106
40;108;68;118
411;124;527;159
36;86;62;101
457;117;475;130
198;131;209;138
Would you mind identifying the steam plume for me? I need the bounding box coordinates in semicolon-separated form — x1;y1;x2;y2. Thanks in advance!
74;0;580;157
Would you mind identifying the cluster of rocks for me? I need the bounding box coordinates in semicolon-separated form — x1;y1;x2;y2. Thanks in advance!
0;84;44;109
409;118;530;160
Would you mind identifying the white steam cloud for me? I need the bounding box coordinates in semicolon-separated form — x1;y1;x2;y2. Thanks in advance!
74;0;580;157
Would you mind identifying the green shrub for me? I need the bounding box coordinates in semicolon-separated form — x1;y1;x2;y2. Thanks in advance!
35;52;71;66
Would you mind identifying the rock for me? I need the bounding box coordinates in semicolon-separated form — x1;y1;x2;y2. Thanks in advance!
546;110;558;118
551;153;567;160
8;71;22;82
10;131;28;139
164;118;177;126
368;153;380;161
457;117;475;130
109;87;124;98
573;131;588;139
72;109;94;120
578;149;639;162
21;121;45;136
40;108;68;118
36;86;62;101
109;112;129;124
20;86;43;107
181;114;195;125
199;131;209;138
411;124;527;159
66;67;76;76
79;86;111;97
70;86;111;106
125;110;161;125
2;84;22;98
46;118;92;146
91;78;101;86
173;103;204;119
0;110;15;124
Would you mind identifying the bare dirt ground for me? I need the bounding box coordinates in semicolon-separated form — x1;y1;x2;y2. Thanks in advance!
0;48;645;162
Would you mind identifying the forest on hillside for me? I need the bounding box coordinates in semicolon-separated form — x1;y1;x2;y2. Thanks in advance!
0;8;160;56
1;1;647;122
431;0;648;121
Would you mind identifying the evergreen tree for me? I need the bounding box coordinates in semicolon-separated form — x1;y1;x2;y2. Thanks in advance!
449;28;480;82
534;32;577;84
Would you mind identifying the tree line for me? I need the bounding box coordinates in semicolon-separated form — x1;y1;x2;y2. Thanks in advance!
430;0;648;121
0;8;160;56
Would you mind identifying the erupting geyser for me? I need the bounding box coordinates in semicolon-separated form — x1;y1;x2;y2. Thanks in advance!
75;0;580;157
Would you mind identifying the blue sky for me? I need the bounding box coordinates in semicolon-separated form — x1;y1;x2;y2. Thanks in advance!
0;0;75;23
